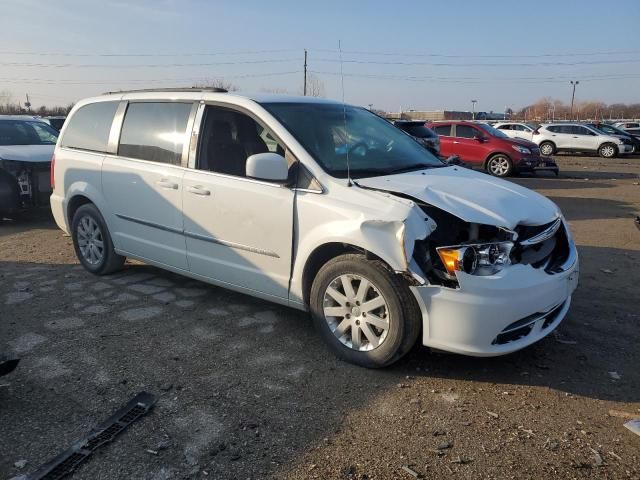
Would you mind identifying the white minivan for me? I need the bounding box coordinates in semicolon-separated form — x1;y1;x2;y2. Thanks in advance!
51;88;579;367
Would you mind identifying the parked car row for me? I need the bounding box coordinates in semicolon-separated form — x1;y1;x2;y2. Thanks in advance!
494;121;637;158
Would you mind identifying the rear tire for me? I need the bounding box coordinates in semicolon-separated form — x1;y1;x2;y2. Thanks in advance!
309;254;421;368
598;143;617;158
486;154;513;177
71;204;125;275
539;141;555;156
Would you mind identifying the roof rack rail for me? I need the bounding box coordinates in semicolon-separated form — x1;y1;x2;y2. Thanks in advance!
102;87;228;95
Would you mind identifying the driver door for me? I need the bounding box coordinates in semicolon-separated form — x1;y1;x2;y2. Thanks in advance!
182;105;295;300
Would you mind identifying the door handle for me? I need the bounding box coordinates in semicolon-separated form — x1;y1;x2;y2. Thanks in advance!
157;179;179;190
453;141;460;144
186;185;211;196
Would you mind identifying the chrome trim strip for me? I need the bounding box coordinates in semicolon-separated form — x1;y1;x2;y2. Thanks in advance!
115;213;183;235
520;217;562;246
116;213;279;258
184;230;280;258
293;187;324;194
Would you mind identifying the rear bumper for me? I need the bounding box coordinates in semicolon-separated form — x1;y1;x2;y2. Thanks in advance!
50;192;69;234
412;240;579;356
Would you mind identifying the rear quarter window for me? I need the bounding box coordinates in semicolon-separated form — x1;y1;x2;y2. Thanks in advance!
61;101;119;152
118;102;193;165
432;124;451;136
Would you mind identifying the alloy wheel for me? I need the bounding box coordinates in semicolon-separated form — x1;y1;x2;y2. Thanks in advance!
77;216;105;265
600;145;615;158
322;274;390;351
489;156;510;176
540;144;553;155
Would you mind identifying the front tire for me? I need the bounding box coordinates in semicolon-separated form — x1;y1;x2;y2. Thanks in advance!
71;204;125;275
309;254;421;368
598;143;617;158
486;154;513;177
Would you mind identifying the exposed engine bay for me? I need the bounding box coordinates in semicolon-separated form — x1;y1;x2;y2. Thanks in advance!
0;159;51;213
411;202;571;288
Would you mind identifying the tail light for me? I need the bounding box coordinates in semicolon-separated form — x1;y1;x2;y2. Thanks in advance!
50;153;55;189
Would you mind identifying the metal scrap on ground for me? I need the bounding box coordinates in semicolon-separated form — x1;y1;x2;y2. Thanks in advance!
15;391;157;480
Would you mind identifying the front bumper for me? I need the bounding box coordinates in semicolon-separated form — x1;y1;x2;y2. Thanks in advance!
534;157;559;174
619;144;634;154
411;242;579;356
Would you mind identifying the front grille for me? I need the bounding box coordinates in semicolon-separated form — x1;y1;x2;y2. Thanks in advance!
514;220;569;272
492;302;565;345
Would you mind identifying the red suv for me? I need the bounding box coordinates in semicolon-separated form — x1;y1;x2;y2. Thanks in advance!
427;121;555;177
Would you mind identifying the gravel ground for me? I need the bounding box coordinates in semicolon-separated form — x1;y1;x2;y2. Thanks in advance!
1;155;639;480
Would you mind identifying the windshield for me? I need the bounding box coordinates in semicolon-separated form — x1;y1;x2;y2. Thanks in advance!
0;120;59;146
477;123;509;139
401;124;436;139
262;103;443;178
589;124;625;136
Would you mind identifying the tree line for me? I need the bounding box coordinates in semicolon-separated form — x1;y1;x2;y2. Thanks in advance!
512;97;640;121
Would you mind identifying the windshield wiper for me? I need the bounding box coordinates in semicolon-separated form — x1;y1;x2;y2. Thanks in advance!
385;163;443;174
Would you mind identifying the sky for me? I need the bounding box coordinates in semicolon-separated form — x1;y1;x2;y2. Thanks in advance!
1;0;639;112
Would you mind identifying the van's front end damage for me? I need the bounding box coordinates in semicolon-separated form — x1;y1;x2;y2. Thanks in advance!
358;167;580;357
407;211;579;356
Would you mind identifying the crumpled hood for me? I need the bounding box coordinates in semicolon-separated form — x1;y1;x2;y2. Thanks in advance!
0;145;54;163
356;166;560;229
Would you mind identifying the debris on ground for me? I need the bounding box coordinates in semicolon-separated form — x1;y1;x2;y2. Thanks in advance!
487;411;499;419
624;419;640;437
590;448;604;467
450;456;473;465
13;460;27;469
401;465;421;478
437;441;453;450
608;409;638;420
600;268;614;274
608;371;622;380
18;391;157;480
0;355;20;376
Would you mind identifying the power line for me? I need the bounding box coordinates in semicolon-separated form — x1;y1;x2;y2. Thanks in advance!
0;49;297;57
309;48;640;59
308;70;640;84
0;59;299;68
313;58;640;67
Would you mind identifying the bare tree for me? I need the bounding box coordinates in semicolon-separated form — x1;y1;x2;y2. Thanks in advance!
306;74;325;98
193;78;239;92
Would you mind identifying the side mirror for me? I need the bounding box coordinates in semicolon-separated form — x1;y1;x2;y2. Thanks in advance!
473;134;487;142
246;152;289;183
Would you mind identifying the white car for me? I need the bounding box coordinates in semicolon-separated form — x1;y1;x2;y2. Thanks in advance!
50;89;579;368
534;123;633;158
493;122;538;142
0;115;58;218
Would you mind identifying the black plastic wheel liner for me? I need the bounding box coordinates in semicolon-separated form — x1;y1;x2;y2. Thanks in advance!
19;391;157;480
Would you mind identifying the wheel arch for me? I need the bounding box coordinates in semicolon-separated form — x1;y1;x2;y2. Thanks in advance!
301;242;393;307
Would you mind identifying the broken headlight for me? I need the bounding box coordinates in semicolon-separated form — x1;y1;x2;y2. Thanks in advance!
437;241;514;277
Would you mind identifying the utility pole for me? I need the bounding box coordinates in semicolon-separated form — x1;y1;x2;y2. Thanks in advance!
471;99;477;120
569;80;579;119
24;93;31;112
303;49;308;96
